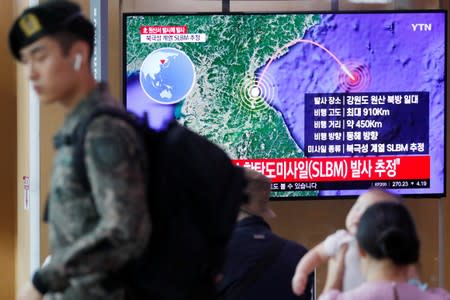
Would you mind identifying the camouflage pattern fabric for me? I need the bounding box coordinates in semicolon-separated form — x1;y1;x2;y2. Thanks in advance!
39;83;150;300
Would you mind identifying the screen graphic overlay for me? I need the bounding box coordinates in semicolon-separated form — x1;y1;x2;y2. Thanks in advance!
124;12;446;198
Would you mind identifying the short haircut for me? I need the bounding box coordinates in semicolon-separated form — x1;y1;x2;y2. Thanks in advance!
52;30;94;59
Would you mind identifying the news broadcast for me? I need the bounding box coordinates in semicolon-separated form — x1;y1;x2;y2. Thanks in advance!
123;11;446;199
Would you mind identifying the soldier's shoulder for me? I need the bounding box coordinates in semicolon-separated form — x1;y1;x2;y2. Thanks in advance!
86;112;138;140
84;115;143;171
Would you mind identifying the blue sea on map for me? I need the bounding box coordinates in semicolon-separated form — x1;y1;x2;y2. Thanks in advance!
127;73;175;131
259;13;445;195
140;47;196;105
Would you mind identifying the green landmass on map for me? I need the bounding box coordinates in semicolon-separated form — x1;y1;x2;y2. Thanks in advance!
126;14;321;197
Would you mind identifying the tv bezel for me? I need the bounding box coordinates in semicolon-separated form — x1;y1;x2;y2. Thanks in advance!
122;9;447;200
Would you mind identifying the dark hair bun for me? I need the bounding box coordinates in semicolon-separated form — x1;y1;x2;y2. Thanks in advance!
357;202;419;266
378;228;419;265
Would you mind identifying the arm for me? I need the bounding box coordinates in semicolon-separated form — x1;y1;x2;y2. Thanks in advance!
322;244;348;294
33;116;151;293
292;241;329;296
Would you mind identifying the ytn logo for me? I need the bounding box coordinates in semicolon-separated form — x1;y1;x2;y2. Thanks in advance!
411;24;432;31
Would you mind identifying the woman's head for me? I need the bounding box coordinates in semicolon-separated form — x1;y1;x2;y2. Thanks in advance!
356;202;419;266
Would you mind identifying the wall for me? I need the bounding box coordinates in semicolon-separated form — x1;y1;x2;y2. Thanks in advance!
121;0;331;12
0;0;17;298
15;0;38;296
443;0;450;291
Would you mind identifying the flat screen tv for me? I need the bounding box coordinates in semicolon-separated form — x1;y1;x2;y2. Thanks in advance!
123;11;447;199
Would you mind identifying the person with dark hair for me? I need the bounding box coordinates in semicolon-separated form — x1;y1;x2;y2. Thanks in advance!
292;188;401;295
319;202;450;300
218;169;313;300
9;1;150;299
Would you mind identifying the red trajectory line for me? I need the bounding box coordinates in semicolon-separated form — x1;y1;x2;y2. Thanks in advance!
256;38;355;88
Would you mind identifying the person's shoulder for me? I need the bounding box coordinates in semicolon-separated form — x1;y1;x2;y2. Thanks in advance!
423;287;450;300
82;108;145;169
319;281;450;300
273;235;308;258
85;107;140;142
355;282;450;300
321;281;388;300
283;237;308;251
397;283;450;300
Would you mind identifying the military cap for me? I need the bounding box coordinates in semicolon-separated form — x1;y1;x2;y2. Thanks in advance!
8;0;94;60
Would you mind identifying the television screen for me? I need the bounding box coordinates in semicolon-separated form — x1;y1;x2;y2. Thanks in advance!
123;11;446;199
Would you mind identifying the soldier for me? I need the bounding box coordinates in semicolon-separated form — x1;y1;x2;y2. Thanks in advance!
9;1;150;299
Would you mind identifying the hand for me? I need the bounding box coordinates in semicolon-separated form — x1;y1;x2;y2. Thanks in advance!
292;272;308;296
19;281;43;300
322;243;348;293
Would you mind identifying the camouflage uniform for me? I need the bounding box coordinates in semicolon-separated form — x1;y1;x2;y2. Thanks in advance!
38;83;150;300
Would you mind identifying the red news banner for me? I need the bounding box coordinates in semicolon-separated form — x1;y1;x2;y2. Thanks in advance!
233;156;430;183
139;25;206;43
140;25;188;34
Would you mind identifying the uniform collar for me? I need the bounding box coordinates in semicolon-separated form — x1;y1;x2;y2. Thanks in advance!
237;215;271;231
56;82;111;137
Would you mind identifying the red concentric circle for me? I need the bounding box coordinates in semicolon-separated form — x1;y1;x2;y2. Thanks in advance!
338;62;371;92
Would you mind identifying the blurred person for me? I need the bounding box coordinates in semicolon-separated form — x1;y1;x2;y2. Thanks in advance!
318;201;450;300
218;169;313;300
292;188;400;295
10;3;257;300
9;1;150;299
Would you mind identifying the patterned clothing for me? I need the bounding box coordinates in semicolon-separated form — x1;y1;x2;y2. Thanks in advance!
37;83;150;300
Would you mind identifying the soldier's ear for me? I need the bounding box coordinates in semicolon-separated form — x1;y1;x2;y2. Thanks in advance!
73;53;82;71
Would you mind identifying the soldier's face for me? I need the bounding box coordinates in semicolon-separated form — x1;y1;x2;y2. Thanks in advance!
20;36;78;106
